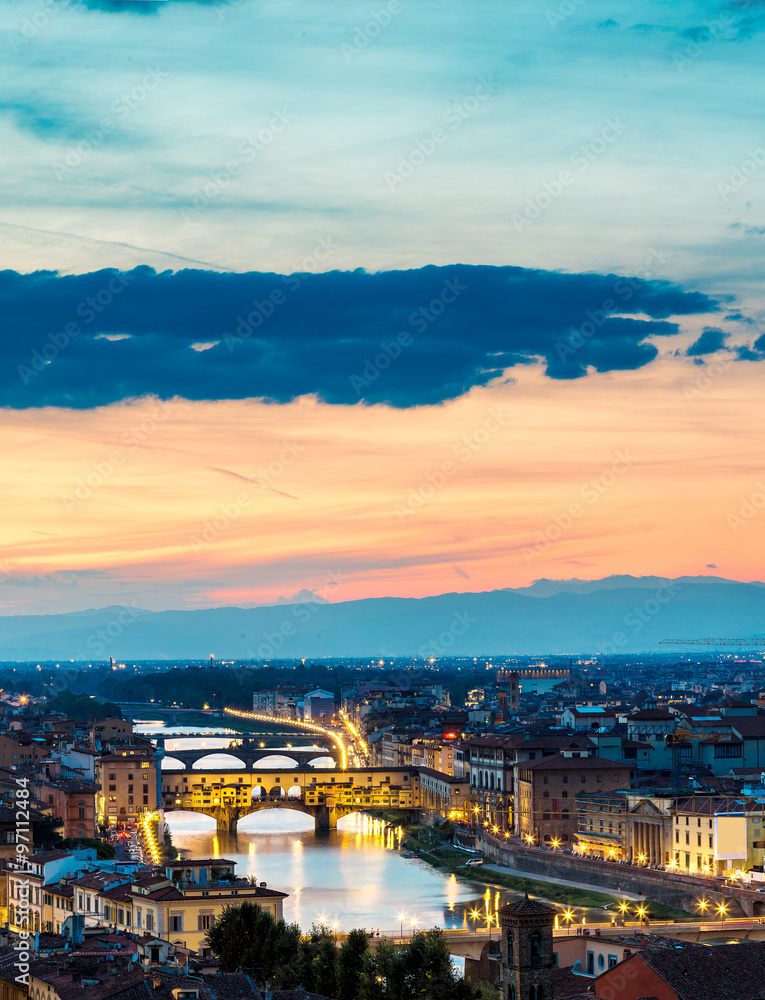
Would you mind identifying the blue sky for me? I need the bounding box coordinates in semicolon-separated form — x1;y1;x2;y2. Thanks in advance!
0;0;763;309
1;0;764;616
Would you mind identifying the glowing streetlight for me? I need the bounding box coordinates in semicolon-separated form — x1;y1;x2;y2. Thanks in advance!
409;916;419;936
717;902;728;929
697;898;709;915
636;905;648;924
637;854;647;865
551;838;561;850
397;911;407;939
563;910;574;935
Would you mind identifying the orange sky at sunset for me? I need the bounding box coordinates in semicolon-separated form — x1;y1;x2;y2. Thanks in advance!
2;351;762;614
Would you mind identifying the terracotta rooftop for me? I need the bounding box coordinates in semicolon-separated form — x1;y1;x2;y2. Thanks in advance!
500;894;557;918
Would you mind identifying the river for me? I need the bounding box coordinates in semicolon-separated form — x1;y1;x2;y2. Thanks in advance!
137;722;515;934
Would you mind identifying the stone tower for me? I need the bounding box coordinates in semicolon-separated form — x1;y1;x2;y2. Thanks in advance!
499;894;556;1000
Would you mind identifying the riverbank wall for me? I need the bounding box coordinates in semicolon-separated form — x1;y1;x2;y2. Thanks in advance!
460;831;757;917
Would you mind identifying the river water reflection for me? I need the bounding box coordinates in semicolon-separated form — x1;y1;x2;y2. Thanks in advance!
138;722;521;933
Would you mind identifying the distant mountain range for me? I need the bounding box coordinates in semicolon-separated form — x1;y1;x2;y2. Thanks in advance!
0;575;763;660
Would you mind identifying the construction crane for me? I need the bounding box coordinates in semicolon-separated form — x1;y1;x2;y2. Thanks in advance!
661;638;765;647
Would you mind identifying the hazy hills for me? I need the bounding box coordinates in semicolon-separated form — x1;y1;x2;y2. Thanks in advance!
0;575;763;660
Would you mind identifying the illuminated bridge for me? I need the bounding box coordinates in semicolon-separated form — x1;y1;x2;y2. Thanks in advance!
161;766;426;832
157;737;342;770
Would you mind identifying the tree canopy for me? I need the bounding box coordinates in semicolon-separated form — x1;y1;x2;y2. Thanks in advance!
207;902;483;999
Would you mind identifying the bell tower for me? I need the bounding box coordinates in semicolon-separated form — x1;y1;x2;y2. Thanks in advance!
499;895;556;1000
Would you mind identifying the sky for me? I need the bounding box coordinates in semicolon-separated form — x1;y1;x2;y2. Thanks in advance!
0;0;764;614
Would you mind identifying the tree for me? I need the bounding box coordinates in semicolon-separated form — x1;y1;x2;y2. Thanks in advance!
358;930;480;1000
337;928;370;1000
207;901;301;984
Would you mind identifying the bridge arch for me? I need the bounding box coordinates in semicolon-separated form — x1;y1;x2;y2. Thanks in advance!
191;753;247;769
161;756;186;770
286;783;303;799
307;755;336;768
255;754;300;769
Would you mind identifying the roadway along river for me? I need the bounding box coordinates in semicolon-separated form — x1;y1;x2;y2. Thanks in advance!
137;722;518;934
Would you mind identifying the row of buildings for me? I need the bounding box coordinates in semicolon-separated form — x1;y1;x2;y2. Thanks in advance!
342;670;765;881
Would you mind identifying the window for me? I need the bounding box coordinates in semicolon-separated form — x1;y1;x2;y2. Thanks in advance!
562;776;568;784
171;914;183;932
686;833;689;845
146;912;154;931
109;774;116;780
128;785;134;794
709;836;713;849
78;807;85;819
697;834;702;847
109;785;116;792
608;955;618;969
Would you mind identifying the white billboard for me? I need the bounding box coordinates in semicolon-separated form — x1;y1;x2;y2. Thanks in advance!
714;815;748;861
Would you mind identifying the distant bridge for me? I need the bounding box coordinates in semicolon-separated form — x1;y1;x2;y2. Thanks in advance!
161;766;423;833
117;703;225;723
157;737;340;770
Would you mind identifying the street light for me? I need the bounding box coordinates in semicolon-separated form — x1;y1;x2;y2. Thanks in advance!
636;905;648;925
551;838;561;850
698;898;710;916
409;916;419;937
717;902;728;930
397;911;407;939
563;910;574;935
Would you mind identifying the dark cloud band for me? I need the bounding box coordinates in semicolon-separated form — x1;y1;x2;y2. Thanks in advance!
2;263;722;409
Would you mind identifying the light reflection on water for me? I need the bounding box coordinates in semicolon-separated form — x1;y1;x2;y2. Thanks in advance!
142;724;523;933
166;810;506;934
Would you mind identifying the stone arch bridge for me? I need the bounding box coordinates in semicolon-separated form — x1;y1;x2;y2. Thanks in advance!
159;736;341;770
161;765;423;833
